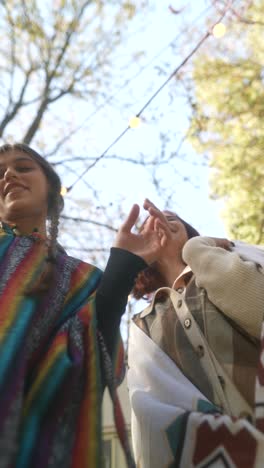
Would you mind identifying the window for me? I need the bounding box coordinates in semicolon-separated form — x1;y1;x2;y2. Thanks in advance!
103;439;112;468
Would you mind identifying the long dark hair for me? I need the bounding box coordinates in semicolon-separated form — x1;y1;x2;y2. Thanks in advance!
132;211;199;300
0;143;64;294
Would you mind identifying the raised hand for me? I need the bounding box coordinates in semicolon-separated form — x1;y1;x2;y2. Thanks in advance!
113;203;167;265
143;198;173;243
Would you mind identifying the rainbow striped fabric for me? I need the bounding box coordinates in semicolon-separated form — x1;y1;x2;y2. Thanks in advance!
0;226;127;468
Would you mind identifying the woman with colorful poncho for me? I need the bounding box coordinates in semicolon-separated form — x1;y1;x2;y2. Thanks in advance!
0;143;165;468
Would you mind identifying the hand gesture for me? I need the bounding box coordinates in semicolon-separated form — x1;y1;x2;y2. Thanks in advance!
143;198;196;261
114;203;167;265
143;198;173;243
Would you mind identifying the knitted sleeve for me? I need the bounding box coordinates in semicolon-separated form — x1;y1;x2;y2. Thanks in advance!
182;236;264;339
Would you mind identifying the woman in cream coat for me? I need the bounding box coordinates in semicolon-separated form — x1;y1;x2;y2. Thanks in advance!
127;199;264;468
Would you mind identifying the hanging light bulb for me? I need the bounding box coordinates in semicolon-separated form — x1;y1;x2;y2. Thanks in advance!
212;23;226;38
129;116;141;129
60;186;68;196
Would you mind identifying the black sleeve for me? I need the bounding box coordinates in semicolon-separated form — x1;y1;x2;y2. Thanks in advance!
95;247;147;357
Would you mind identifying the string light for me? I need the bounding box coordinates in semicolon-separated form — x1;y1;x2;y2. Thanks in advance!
45;4;213;159
60;186;68;196
129;116;141;129
64;7;231;194
212;23;226;38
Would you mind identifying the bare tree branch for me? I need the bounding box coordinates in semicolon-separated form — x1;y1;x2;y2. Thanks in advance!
0;68;34;137
61;215;118;232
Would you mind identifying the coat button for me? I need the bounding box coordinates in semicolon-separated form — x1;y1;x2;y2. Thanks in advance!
177;287;184;293
218;375;225;388
177;299;182;307
196;345;204;357
184;318;191;328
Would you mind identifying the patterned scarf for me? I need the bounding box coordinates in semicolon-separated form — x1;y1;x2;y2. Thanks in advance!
0;226;133;468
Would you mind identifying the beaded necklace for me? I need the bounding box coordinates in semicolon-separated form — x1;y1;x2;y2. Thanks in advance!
0;221;47;242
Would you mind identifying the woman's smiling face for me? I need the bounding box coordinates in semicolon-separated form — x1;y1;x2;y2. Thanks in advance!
0;149;49;226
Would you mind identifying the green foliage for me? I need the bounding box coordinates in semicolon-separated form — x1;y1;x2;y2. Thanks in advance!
188;0;264;244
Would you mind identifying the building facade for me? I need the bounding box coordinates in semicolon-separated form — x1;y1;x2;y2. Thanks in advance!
102;374;132;468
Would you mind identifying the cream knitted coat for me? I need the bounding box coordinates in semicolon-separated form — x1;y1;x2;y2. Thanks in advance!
182;237;264;339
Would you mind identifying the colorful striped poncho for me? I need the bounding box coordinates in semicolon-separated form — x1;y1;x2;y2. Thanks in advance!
0;226;129;468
